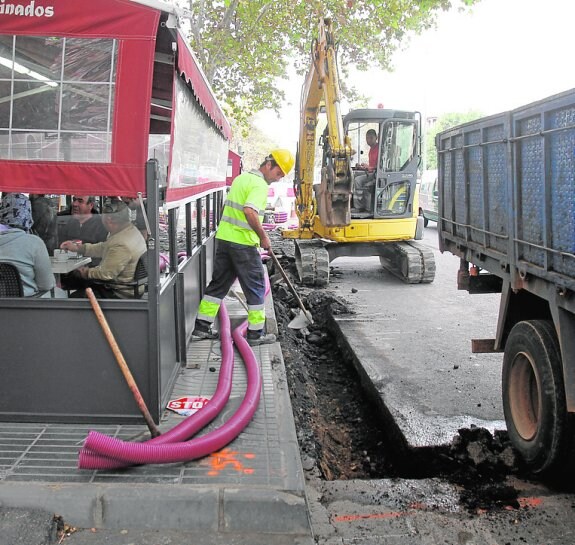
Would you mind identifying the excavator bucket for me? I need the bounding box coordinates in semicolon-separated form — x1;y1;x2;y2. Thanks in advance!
314;160;352;227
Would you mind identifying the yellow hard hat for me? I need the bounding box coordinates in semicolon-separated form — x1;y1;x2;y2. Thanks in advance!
270;149;295;175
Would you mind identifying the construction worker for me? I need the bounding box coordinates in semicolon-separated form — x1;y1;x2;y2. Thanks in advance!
192;149;295;345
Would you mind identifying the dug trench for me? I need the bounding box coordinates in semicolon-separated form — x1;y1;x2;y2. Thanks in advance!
267;250;544;513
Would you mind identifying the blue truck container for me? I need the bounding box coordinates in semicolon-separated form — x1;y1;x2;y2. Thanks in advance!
437;88;575;475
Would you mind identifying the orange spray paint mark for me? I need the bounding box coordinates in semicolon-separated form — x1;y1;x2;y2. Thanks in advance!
518;497;543;509
334;501;433;524
333;511;404;523
334;496;544;524
205;448;256;476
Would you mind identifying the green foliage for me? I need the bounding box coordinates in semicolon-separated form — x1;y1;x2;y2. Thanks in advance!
184;0;481;130
424;111;483;169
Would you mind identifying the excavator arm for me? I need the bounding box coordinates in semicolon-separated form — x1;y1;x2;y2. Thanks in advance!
294;18;354;231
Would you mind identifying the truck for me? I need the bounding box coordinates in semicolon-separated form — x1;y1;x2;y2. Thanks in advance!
436;88;575;474
281;18;435;286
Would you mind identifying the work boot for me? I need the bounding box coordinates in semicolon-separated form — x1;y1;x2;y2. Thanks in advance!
247;332;276;346
192;319;218;340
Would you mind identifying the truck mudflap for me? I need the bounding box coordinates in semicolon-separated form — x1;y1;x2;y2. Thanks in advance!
378;241;436;284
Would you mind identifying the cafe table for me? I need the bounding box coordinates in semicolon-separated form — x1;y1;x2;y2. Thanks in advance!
50;256;92;295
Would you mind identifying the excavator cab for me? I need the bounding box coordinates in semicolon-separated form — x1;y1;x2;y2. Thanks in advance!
344;109;421;220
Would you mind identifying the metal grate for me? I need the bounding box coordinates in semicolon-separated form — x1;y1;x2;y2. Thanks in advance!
0;341;298;490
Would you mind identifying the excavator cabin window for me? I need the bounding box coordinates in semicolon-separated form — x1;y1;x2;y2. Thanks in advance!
374;120;417;218
380;121;416;173
348;122;380;170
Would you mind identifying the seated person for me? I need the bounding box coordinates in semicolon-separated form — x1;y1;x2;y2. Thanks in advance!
357;128;379;171
57;195;108;289
60;200;147;299
57;195;108;246
0;193;55;296
30;195;58;255
353;129;379;212
121;196;149;240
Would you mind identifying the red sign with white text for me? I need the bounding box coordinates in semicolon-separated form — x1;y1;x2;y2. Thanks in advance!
167;396;210;416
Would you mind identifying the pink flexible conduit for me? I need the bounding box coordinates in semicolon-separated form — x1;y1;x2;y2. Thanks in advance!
78;303;236;469
77;272;269;468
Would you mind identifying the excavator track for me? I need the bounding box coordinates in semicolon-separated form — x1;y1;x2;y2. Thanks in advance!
378;241;436;284
294;239;330;287
293;239;435;286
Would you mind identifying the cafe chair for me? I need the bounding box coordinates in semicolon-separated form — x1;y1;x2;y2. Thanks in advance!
92;254;148;299
0;262;24;297
0;262;50;298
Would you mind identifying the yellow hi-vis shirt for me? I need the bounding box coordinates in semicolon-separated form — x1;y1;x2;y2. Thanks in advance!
216;170;268;246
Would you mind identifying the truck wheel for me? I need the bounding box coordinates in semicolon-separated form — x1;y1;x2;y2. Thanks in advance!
502;320;574;474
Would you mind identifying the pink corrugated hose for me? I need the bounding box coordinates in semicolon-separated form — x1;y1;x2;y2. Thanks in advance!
78;303;235;469
77;275;270;469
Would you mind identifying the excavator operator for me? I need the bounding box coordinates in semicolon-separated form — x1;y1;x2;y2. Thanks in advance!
192;149;295;346
353;128;379;211
358;128;379;171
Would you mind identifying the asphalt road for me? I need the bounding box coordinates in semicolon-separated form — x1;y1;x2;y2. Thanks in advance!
328;223;504;438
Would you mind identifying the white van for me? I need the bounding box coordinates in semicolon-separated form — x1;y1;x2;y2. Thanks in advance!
419;169;438;226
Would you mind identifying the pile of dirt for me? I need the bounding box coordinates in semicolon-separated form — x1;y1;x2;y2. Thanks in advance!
424;427;524;511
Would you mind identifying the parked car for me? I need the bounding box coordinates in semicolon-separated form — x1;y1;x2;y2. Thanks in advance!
419;169;438;226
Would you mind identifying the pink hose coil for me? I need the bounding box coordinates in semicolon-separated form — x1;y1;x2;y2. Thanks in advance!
79;322;260;465
78;303;235;469
77;272;270;469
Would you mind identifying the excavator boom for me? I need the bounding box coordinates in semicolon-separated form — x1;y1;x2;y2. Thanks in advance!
295;17;353;230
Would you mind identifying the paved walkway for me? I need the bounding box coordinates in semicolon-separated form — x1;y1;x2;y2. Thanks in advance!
0;293;313;544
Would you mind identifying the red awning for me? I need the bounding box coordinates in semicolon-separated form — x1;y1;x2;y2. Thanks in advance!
176;33;232;140
0;0;159;39
166;181;227;204
0;160;147;196
0;0;159;195
0;1;232;197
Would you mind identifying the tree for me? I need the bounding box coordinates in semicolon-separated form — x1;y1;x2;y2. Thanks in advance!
183;0;480;128
424;111;483;170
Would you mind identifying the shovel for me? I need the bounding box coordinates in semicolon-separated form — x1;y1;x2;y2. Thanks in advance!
269;250;313;329
86;288;161;438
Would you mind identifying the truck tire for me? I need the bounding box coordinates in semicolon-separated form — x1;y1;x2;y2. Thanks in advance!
502;319;574;475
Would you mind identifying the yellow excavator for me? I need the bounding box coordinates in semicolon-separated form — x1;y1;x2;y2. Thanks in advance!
281;18;435;286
